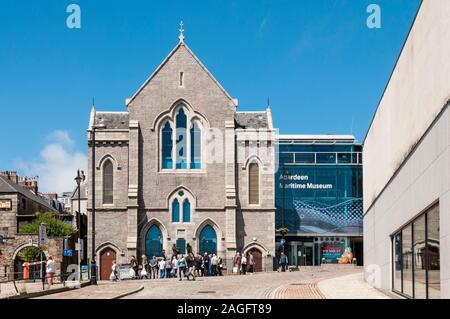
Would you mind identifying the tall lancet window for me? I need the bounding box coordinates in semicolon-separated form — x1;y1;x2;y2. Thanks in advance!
103;160;114;204
162;122;173;169
172;198;180;222
248;162;259;205
159;103;204;171
175;109;187;169
190;122;201;169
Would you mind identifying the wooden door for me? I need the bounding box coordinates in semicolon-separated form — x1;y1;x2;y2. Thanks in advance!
100;248;116;280
249;248;263;272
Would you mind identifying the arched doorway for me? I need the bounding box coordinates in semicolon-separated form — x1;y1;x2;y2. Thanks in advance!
100;247;116;280
199;225;217;255
146;225;163;259
247;248;263;272
13;245;43;280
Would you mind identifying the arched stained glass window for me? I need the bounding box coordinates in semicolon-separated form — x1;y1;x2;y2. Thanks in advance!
249;162;259;205
175;109;187;169
103;160;113;204
146;225;163;258
162;122;173;169
199;225;217;255
183;199;191;222
172;199;180;222
190;122;201;169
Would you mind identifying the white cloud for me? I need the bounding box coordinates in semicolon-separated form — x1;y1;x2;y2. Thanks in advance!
17;130;87;193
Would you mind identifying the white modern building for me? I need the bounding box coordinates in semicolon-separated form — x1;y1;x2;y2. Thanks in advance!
363;0;449;299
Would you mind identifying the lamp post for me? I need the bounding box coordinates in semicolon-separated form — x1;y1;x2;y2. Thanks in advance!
90;124;105;285
74;169;85;282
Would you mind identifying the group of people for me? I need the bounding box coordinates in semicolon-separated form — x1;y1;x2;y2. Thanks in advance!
232;251;256;275
110;252;225;281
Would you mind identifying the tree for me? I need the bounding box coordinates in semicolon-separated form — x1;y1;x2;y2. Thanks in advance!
17;246;41;262
19;212;74;237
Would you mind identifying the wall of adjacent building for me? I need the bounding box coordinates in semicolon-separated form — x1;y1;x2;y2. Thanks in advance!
363;0;450;212
364;106;449;297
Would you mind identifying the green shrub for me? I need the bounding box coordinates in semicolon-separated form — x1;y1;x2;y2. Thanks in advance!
19;212;73;237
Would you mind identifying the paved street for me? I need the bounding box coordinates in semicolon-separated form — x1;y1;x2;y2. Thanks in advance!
33;267;392;299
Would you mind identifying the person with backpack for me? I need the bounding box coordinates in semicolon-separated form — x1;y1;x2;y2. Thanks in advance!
185;253;196;281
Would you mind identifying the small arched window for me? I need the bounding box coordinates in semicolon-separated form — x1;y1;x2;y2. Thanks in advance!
183;199;191;222
103;159;114;204
162;122;173;169
190;122;201;169
172;198;180;222
248;162;259;205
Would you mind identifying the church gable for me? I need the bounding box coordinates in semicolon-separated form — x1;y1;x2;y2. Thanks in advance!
126;40;236;119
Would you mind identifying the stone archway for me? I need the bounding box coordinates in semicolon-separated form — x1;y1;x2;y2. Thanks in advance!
13;244;46;280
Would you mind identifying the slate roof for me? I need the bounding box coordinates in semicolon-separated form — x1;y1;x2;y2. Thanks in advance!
235;112;268;129
0;176;58;212
95;112;129;129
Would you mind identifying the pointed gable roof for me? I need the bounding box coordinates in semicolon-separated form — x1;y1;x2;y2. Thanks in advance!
126;41;237;108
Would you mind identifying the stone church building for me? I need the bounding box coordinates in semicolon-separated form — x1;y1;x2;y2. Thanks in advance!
87;30;275;279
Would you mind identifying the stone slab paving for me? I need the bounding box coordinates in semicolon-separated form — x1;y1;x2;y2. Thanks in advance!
33;281;143;299
123;268;360;299
1;281;65;299
32;267;385;299
318;272;391;299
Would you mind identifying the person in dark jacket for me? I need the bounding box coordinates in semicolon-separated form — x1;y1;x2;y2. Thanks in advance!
279;252;288;272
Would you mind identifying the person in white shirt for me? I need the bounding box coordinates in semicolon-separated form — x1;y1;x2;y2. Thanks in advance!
110;260;119;281
158;259;166;279
241;255;247;275
211;254;219;276
45;256;56;286
171;256;179;278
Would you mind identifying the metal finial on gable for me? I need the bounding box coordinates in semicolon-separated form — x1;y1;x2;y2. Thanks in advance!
179;21;185;42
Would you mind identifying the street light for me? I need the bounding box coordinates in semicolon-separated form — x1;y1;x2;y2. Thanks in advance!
90;123;105;285
74;168;85;283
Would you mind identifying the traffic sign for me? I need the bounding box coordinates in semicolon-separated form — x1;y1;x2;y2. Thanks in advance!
38;224;47;247
64;249;73;257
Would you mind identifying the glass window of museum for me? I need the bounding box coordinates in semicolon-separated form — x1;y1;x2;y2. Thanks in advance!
275;139;363;266
392;203;440;299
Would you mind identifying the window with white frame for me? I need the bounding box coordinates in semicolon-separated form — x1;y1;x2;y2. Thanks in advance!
160;106;202;171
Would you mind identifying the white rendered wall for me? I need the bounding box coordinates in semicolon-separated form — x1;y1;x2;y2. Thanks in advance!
363;0;450;212
364;106;449;298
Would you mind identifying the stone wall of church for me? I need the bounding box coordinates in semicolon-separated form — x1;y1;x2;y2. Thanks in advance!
128;44;236;211
87;140;130;265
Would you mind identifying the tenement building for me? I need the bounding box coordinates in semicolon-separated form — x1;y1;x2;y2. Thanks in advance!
275;135;363;266
87;30;276;279
364;1;449;299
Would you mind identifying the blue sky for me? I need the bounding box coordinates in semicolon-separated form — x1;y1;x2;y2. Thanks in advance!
0;0;421;192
